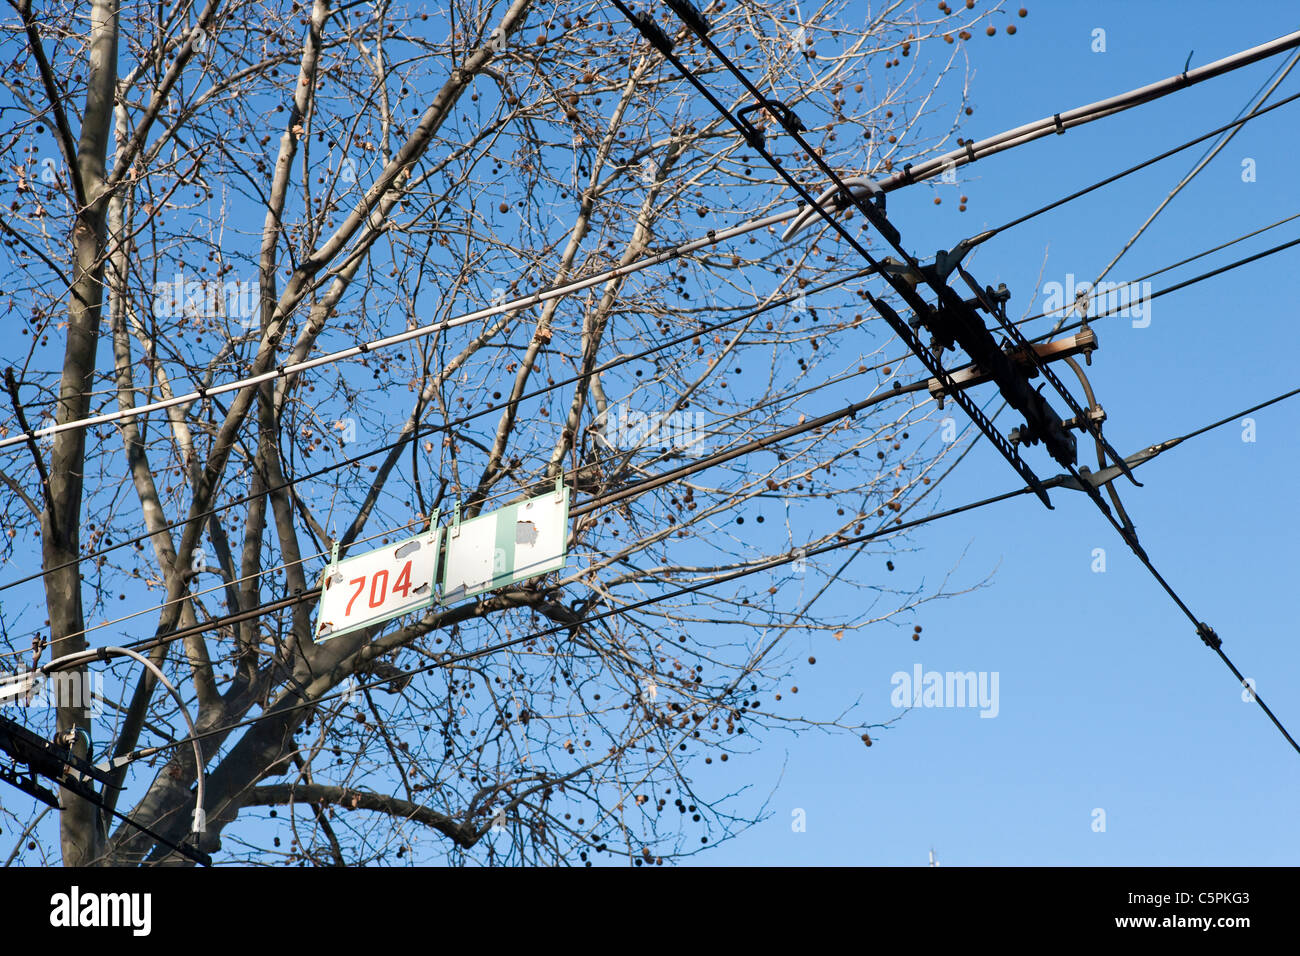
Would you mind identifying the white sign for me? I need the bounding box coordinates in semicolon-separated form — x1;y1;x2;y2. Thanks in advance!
315;526;441;642
442;485;570;603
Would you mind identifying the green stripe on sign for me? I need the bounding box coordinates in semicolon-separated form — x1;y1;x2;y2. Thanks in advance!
491;502;518;591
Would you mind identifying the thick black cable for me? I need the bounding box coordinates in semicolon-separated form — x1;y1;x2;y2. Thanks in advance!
616;0;1072;506
93;794;211;867
1174;385;1300;443
1078;474;1300;756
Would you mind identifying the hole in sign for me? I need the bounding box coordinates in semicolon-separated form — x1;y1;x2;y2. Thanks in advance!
516;520;539;546
395;539;422;559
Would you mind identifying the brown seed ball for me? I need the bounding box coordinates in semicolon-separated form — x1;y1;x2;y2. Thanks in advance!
965;106;973;115
720;754;728;761
1006;24;1017;34
912;633;920;641
914;625;923;633
498;202;509;213
1019;7;1028;16
791;686;799;693
965;0;974;6
933;197;942;205
944;34;954;43
960;195;968;202
959;204;967;211
808;656;816;665
985;25;996;36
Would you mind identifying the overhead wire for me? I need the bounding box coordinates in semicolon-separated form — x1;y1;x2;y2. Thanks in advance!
19;19;1300;679
967;89;1300;246
639;3;1300;754
8;11;1300;863
1091;47;1300;288
22;41;1300;837
1022;233;1300;338
7;209;1296;614
8;25;1300;455
91;483;1044;769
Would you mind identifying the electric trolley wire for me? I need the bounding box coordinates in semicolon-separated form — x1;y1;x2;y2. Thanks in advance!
102;380;1300;780
38;355;1300;729
1022;232;1300;337
7;24;1300;869
969;89;1300;246
16;178;1300;700
10;211;1300;681
94;483;1043;771
10;18;1300;832
1092;47;1300;288
9;204;1295;609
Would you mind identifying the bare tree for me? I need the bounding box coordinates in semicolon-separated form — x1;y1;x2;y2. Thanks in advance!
0;0;1010;866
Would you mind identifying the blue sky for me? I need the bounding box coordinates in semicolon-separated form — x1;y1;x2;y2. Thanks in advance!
3;0;1298;867
690;0;1300;866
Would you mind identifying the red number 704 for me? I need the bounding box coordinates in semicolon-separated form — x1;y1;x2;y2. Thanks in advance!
343;561;414;617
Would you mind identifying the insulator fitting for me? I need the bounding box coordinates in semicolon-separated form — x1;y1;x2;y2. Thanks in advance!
1197;623;1222;650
